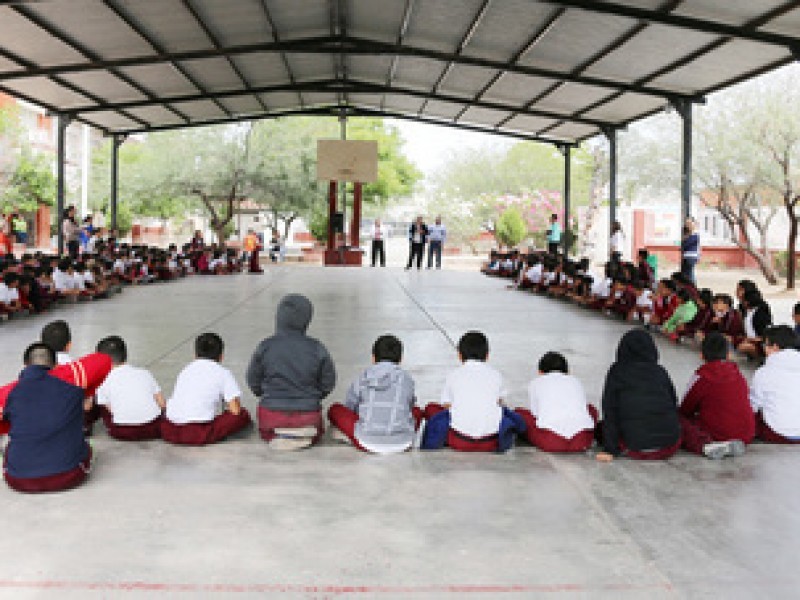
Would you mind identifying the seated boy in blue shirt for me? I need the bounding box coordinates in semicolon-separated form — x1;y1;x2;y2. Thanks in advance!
3;343;93;493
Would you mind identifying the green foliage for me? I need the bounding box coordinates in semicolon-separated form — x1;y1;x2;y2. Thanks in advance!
1;149;57;211
495;207;528;248
308;203;329;242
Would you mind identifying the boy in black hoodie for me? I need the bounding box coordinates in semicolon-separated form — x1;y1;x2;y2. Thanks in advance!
246;294;336;449
596;329;681;462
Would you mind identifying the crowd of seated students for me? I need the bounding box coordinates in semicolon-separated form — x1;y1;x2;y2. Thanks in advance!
484;247;799;363
1;266;799;494
0;235;247;321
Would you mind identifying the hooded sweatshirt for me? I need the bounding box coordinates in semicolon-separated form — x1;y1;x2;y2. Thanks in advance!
601;329;680;455
680;360;754;443
344;361;416;448
750;349;800;438
246;294;336;412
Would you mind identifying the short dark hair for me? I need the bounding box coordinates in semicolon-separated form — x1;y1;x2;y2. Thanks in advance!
764;325;798;350
638;249;649;259
195;332;224;361
458;331;489;361
372;335;402;364
677;288;693;302
96;335;127;364
743;289;763;308
712;293;733;307
701;332;729;362
794;301;800;316
24;342;56;368
3;271;18;285
538;351;568;374
41;319;71;352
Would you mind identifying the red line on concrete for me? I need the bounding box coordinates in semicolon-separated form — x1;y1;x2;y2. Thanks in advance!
0;581;674;594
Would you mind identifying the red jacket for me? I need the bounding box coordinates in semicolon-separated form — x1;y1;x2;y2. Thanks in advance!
680;360;754;443
0;353;112;434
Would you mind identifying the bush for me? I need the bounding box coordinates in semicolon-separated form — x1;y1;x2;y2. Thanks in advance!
495;207;528;248
308;206;328;242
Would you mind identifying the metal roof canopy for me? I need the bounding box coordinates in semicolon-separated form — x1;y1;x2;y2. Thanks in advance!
0;0;798;145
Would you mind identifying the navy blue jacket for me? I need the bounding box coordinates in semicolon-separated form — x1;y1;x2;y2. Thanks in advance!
4;365;88;479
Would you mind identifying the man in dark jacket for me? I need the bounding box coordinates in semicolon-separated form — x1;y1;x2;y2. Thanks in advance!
405;216;428;271
596;329;681;461
246;294;336;449
3;343;92;493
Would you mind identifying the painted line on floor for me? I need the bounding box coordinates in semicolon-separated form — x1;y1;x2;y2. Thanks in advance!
392;274;457;349
0;580;675;594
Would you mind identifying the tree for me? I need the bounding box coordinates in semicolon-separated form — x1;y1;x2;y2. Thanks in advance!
1;149;56;212
694;95;781;284
495;207;528;248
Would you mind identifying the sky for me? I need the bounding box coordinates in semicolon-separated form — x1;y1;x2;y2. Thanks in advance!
387;118;513;185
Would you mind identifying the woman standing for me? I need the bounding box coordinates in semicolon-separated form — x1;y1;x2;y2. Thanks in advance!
609;221;625;260
0;213;12;256
62;205;80;259
681;218;700;284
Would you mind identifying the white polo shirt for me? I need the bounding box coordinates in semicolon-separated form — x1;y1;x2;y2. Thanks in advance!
53;269;77;291
441;360;505;438
528;372;594;438
96;364;162;425
57;352;73;366
167;358;241;424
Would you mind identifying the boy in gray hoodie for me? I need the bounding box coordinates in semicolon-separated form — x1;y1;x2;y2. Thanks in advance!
328;335;421;453
246;294;336;448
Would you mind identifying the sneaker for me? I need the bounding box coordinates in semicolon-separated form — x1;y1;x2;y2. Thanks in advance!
331;428;352;444
269;426;318;451
702;440;746;460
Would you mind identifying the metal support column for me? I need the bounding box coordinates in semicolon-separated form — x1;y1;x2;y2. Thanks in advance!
110;134;125;233
603;127;618;237
673;99;693;223
338;110;347;245
56;114;71;256
560;144;571;256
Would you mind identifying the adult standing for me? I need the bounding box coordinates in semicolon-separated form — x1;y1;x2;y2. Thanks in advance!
189;229;204;250
0;213;12;256
11;212;28;247
609;220;625;261
427;216;447;270
405;216;428;271
80;216;95;252
547;214;561;255
370;218;387;267
681;218;700;284
244;228;263;274
62;205;80;259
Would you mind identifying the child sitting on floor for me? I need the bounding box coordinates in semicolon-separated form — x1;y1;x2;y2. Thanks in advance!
793;302;800;338
246;294;336;450
421;331;525;452
596;329;681;462
515;351;596;452
162;333;252;446
750;325;800;443
95;336;165;441
663;288;698;339
328;335;421;453
679;332;753;459
737;289;772;359
41;319;73;365
699;294;743;344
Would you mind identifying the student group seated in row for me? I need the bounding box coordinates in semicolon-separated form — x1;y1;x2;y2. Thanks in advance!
2;291;800;495
0;233;254;322
483;246;800;362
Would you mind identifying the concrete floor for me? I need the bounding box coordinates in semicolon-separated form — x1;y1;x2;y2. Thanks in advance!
0;266;797;599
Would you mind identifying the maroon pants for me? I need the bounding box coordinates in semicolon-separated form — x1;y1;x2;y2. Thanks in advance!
327;403;423;452
4;447;92;494
679;416;714;455
257;406;324;444
423;403;499;452
161;409;251;446
515;406;598;452
101;408;163;441
756;412;800;444
621;439;681;460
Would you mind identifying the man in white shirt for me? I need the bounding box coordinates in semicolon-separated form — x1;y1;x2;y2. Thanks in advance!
515;352;596;452
750;326;800;443
162;333;251;445
96;336;165;440
370;218;388;267
427;216;447;270
422;332;526;452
